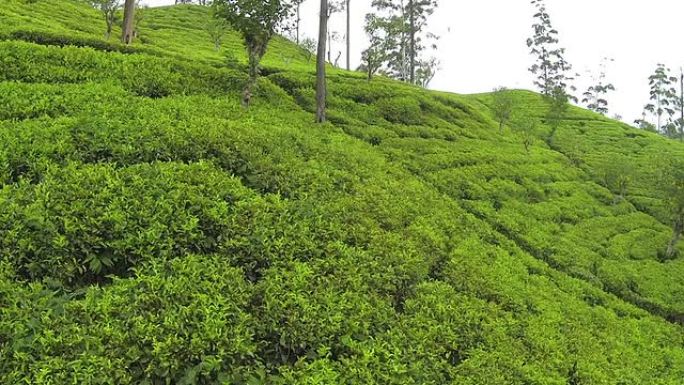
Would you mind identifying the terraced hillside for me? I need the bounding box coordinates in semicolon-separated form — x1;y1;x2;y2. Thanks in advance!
1;1;684;384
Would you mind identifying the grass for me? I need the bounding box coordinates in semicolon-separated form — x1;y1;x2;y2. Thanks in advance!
1;0;684;384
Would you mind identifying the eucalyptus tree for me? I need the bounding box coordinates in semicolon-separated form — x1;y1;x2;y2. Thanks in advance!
582;58;616;115
527;0;575;140
294;0;304;44
677;67;684;140
346;0;351;70
213;0;296;107
644;64;678;135
527;0;574;98
370;0;438;85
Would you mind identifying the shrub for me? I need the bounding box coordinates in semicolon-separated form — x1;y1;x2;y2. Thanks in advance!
376;96;424;125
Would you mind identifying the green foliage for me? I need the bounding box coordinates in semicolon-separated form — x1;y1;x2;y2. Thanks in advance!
87;0;121;39
376;96;423;125
492;87;515;132
2;1;684;384
527;0;575;98
213;0;296;104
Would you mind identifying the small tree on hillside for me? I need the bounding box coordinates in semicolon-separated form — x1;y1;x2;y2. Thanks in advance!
213;0;296;107
582;58;616;115
514;117;537;153
90;0;120;40
415;56;438;88
546;85;570;139
634;111;658;132
492;87;515;133
360;14;388;81
597;154;633;204
660;159;684;260
299;37;317;62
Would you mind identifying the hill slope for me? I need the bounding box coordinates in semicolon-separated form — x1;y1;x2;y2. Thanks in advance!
1;1;684;384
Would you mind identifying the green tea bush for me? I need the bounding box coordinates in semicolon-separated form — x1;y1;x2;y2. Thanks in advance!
375;96;424;125
0;162;261;285
0;255;257;384
0;41;246;97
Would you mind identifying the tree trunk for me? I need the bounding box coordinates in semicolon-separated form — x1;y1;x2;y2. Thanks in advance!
122;0;136;45
316;0;328;123
666;215;683;260
346;0;350;71
296;3;301;45
679;68;684;141
408;0;416;84
243;39;266;108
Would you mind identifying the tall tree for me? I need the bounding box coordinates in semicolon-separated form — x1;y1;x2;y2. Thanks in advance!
291;0;305;44
527;0;572;96
644;64;678;135
213;0;296;107
316;0;328;123
527;0;575;141
405;0;438;83
121;0;136;44
90;0;120;40
677;67;684;140
582;57;616;115
346;0;351;70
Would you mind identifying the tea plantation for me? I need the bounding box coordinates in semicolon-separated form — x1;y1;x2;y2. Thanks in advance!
1;1;684;384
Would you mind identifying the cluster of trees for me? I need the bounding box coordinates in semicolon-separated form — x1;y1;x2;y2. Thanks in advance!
89;0;441;121
206;0;441;121
361;0;439;86
523;0;683;143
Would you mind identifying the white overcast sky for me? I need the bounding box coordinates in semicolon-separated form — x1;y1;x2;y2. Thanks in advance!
142;0;684;124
